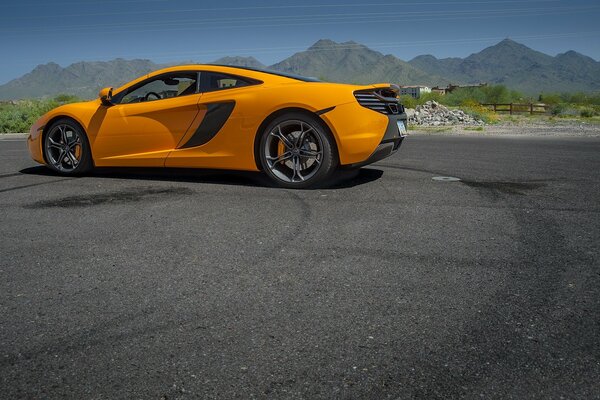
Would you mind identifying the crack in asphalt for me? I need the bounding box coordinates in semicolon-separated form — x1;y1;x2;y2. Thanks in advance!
0;178;73;194
0;172;23;179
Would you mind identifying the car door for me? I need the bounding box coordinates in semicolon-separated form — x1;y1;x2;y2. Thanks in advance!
165;71;261;170
90;71;201;167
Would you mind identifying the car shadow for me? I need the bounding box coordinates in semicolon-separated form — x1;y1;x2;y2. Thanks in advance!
19;166;384;190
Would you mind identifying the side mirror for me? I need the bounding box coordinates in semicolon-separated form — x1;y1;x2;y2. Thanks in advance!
99;87;113;106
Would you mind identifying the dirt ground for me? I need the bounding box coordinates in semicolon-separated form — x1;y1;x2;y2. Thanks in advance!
409;119;600;137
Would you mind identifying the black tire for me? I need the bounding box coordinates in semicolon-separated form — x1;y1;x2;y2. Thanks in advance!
258;112;338;189
43;118;93;175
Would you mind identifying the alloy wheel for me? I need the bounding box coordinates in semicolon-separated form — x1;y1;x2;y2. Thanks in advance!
263;120;324;183
45;123;83;172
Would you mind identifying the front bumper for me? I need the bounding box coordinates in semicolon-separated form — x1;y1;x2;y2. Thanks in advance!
345;112;407;168
27;121;45;164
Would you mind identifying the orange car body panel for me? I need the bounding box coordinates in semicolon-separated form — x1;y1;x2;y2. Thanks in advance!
28;64;395;170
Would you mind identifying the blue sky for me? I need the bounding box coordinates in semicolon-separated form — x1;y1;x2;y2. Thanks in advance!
1;0;599;84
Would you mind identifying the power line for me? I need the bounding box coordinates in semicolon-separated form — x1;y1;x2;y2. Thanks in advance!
10;31;598;64
0;0;168;7
2;4;596;35
0;0;561;19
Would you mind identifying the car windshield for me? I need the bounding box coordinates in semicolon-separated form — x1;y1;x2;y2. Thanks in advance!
116;72;197;104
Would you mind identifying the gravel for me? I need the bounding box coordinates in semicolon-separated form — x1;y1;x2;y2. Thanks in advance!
404;100;600;137
409;120;600;137
407;100;484;127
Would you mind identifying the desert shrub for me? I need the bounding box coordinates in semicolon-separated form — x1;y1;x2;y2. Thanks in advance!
539;93;562;105
580;107;597;118
565;92;600;105
443;88;483;106
540;92;600;106
0;95;82;133
481;85;510;104
441;85;523;107
399;95;417;109
460;100;500;124
558;107;580;117
417;92;444;105
549;103;566;116
53;93;81;103
398;93;444;108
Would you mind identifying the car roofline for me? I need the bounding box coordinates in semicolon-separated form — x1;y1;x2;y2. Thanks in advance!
111;64;320;96
204;64;321;83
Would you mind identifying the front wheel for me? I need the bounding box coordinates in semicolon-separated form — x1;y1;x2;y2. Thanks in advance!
43;119;92;175
259;113;338;188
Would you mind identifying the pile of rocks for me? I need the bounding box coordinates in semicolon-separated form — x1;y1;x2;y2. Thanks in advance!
405;101;484;126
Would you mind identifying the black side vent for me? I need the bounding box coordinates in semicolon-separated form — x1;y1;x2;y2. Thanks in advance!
354;89;404;115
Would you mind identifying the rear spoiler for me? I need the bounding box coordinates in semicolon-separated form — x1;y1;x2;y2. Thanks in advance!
357;83;400;96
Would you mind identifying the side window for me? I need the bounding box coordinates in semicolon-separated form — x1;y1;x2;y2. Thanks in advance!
114;72;198;104
199;72;260;93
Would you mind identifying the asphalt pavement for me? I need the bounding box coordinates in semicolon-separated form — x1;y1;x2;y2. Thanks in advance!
1;133;599;399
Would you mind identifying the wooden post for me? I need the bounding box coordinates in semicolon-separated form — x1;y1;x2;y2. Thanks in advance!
530;103;533;115
510;103;513;115
493;104;497;112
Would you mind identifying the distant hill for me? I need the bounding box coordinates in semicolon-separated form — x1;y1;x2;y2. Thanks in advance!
269;39;446;86
409;39;600;93
0;57;267;100
0;59;161;100
212;56;265;69
0;38;598;99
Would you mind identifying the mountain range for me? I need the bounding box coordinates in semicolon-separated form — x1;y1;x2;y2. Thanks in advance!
409;39;600;94
0;38;598;100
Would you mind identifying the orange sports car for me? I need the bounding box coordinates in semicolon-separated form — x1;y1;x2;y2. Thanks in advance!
27;65;407;188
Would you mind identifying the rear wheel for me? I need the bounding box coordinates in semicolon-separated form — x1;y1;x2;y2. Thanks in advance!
259;113;338;188
43;119;92;175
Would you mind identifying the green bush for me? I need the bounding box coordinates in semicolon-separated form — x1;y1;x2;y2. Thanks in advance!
460;100;500;124
0;95;82;133
539;92;600;106
399;95;417;109
549;103;566;116
417;92;445;105
441;85;524;106
423;86;600;120
53;94;81;103
580;107;597;118
539;93;562;105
